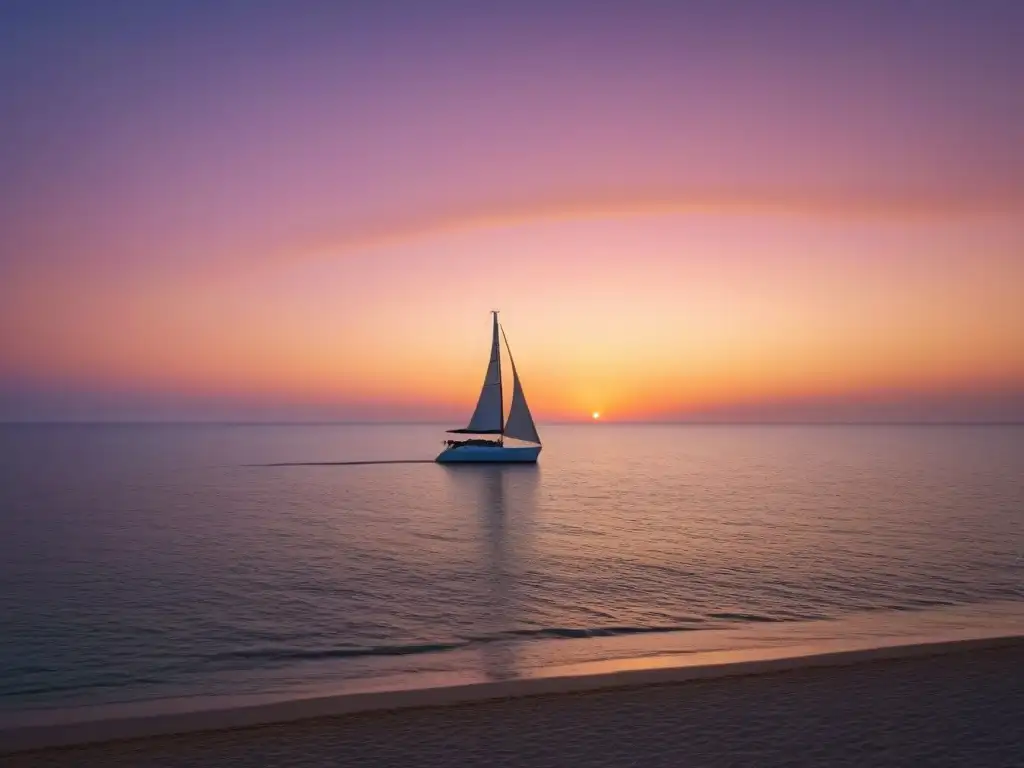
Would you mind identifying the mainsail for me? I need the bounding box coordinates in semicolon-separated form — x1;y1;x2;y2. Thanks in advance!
500;325;541;445
449;311;504;434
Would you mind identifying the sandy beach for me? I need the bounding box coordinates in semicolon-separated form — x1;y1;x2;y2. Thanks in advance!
7;640;1022;768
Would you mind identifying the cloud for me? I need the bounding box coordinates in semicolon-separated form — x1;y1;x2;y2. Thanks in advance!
268;187;1024;267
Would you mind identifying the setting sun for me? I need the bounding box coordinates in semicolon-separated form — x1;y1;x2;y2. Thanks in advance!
592;411;601;420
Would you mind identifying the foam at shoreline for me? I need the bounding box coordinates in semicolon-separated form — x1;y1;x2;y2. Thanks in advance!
3;599;1023;755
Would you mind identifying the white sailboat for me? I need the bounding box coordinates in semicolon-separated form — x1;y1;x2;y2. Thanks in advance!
436;311;542;463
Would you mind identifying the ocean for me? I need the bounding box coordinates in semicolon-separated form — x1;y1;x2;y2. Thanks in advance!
1;423;1022;718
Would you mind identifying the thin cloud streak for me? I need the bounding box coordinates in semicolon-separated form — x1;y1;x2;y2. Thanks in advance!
276;189;1024;267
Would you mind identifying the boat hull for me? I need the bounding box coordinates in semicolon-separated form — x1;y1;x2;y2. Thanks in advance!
435;444;541;464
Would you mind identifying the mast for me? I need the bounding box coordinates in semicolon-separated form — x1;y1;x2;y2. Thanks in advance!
494;310;504;446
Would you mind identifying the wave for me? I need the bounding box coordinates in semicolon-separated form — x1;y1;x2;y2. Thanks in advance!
707;612;781;623
211;642;468;662
499;625;702;640
4;677;168;699
208;624;706;664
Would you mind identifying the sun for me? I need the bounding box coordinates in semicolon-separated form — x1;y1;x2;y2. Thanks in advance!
592;411;601;420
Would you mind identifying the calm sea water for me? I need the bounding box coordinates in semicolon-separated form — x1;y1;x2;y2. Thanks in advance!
1;424;1022;714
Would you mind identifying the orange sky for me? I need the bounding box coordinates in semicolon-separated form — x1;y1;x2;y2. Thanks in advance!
3;209;1023;421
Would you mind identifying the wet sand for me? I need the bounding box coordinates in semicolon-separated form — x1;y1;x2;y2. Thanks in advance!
8;641;1023;768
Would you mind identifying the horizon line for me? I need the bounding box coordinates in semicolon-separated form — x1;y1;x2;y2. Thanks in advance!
2;420;1022;427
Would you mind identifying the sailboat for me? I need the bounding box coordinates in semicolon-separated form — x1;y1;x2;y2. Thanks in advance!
436;311;542;463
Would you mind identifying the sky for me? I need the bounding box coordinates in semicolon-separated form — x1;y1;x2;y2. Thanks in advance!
1;0;1022;422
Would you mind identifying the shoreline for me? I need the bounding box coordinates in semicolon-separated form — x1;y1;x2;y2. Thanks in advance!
4;628;1022;756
